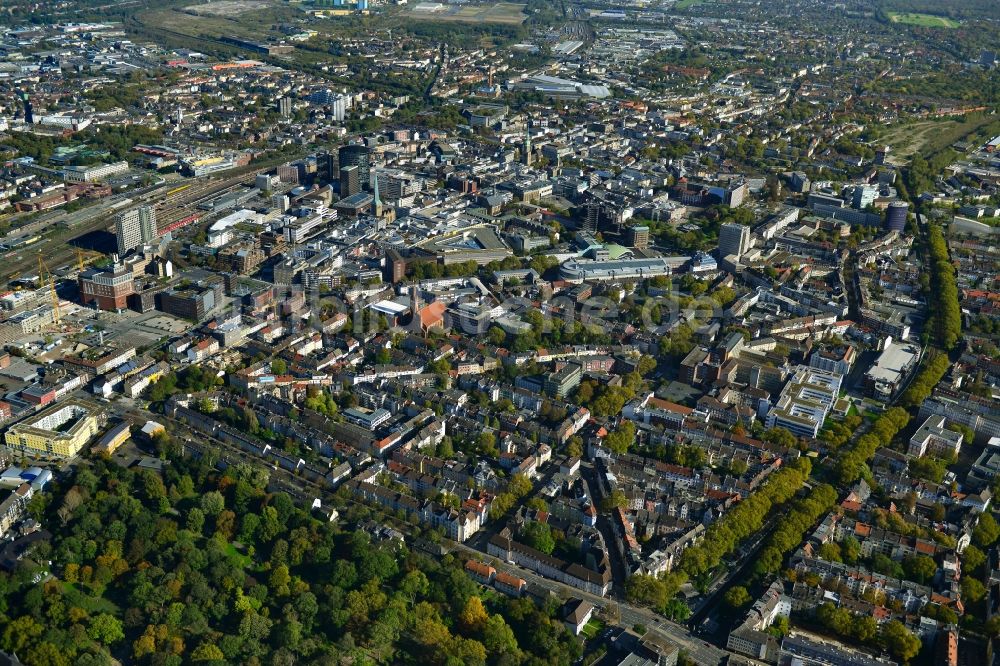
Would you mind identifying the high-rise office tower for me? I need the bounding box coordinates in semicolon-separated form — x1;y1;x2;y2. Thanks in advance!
339;165;360;198
581;200;601;233
885;201;909;232
330;95;346;122
255;174;273;192
372;169;383;217
718;222;751;260
20;92;33;124
116;206;157;256
338;144;371;190
320;152;337;183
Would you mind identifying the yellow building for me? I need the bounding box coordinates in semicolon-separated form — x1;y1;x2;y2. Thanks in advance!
93;422;131;456
4;399;102;459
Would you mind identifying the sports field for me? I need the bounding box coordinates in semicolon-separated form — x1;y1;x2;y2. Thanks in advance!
886;11;959;28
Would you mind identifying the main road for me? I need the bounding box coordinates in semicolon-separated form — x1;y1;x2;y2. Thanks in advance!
447;540;729;665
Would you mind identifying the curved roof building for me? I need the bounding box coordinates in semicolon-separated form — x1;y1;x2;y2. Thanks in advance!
559;257;673;283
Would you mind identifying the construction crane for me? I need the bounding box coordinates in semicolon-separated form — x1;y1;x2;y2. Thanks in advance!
37;253;60;326
76;248;86;273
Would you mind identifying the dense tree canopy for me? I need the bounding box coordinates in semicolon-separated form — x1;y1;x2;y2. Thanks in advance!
834;407;911;485
0;459;584;666
677;457;812;580
816;603;921;662
922;223;961;350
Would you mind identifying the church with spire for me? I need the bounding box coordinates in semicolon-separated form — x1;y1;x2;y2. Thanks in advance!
522;120;533;166
407;284;445;337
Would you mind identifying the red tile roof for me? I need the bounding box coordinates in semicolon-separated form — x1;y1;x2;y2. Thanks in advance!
465;560;495;579
494;571;525;589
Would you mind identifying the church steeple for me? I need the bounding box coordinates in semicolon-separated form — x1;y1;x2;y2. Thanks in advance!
409;283;422;335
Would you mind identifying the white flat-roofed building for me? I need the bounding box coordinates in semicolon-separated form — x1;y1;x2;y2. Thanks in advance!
63;160;128;183
766;366;843;439
343;407;392;430
369;299;410;325
559;257;677;283
553;41;584;56
908;415;963;458
508;74;611;99
809;345;857;376
864;340;920;400
283;212;334;243
210;208;265;233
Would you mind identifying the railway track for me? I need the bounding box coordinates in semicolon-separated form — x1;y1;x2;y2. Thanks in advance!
1;161;283;281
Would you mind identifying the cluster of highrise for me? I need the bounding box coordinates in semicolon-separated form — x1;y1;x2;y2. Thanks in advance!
114;205;158;256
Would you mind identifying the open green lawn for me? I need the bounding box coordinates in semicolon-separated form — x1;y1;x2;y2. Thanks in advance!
675;0;704;8
886;11;959;28
581;619;605;639
62;583;119;614
224;542;253;568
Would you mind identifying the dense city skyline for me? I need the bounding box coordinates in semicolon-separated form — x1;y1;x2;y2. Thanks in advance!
0;0;998;665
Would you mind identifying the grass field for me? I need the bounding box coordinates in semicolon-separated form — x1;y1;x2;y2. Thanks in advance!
140;7;274;41
880;115;998;164
581;619;605;639
225;542;253;568
184;0;275;17
675;0;704;8
880;119;960;162
135;2;308;50
62;583;120;614
886;11;959;28
410;2;526;24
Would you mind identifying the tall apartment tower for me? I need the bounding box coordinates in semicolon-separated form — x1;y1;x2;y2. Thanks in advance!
718;222;751;260
116;206;157;256
581;200;601;233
